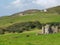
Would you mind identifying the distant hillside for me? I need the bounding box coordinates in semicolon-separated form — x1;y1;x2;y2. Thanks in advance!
0;6;60;28
12;9;41;16
46;6;60;14
12;6;60;16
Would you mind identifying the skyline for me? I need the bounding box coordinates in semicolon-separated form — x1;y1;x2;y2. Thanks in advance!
0;0;60;16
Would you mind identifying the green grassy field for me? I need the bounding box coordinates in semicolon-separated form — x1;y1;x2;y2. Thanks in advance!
0;12;60;45
0;13;60;27
0;30;60;45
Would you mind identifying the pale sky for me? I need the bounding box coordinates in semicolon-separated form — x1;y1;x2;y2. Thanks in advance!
0;0;60;16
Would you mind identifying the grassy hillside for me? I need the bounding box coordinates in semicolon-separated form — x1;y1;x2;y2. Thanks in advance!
0;6;60;28
0;13;60;28
0;31;60;45
0;6;60;45
47;6;60;14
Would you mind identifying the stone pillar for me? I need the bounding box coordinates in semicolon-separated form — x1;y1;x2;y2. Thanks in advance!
42;26;45;34
54;26;59;33
45;24;50;34
51;26;59;33
51;26;55;33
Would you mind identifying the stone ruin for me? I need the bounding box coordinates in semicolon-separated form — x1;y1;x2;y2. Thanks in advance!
42;24;59;34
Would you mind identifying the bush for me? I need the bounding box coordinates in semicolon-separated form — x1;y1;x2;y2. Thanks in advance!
6;21;42;33
0;29;5;34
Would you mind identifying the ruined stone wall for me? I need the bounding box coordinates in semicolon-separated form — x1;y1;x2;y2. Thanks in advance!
42;24;59;34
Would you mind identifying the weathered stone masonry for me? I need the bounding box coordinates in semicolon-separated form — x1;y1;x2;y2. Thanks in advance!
42;24;59;34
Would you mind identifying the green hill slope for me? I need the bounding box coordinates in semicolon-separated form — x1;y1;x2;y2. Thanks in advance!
0;6;60;45
47;6;60;14
0;13;60;28
0;6;60;28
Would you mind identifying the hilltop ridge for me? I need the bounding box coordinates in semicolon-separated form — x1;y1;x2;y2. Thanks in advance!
12;6;60;16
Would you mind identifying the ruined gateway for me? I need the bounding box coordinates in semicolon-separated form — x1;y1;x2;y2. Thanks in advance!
42;24;60;34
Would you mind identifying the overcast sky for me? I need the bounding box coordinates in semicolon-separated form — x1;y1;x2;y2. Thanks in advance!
0;0;60;16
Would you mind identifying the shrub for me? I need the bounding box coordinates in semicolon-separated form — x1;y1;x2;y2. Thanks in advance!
0;29;5;34
6;21;42;33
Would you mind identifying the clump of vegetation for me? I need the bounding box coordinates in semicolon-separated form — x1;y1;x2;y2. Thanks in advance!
0;28;5;34
5;21;42;33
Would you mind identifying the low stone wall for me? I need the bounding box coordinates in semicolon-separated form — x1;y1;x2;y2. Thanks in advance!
42;24;59;34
